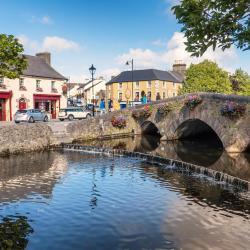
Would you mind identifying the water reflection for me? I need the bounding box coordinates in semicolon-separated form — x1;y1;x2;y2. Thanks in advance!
0;151;68;204
80;135;250;181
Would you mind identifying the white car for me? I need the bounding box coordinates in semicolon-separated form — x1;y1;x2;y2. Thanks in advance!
58;107;92;121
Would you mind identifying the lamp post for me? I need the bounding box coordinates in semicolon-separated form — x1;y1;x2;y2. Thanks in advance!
126;59;134;106
89;64;96;116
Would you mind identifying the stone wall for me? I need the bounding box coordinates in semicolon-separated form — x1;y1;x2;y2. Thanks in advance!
0;123;53;156
66;92;250;153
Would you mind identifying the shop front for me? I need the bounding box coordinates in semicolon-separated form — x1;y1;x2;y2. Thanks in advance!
0;91;12;121
33;94;60;119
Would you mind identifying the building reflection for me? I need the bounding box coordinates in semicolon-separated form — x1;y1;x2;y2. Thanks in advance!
0;151;68;204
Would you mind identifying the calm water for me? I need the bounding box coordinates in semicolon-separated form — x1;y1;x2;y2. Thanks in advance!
0;147;250;250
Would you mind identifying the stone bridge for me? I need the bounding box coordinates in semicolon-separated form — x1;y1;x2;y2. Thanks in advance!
67;93;250;153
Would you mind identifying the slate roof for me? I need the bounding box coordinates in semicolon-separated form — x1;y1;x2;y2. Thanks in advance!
22;55;67;80
106;69;184;85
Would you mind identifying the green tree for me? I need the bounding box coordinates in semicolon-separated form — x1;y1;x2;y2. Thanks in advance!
0;34;27;79
172;0;250;56
231;68;250;96
179;60;232;95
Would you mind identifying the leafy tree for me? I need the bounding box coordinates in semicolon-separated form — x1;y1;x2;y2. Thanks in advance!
0;34;27;79
172;0;250;56
231;68;250;95
179;60;232;94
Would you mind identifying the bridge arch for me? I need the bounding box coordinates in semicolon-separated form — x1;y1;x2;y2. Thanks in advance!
175;119;223;144
141;121;161;136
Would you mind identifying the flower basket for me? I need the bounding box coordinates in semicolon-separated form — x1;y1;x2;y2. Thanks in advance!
62;84;68;95
111;116;126;129
19;85;27;91
36;87;43;92
157;104;173;115
51;88;58;93
0;84;7;89
132;105;152;119
220;101;246;118
184;95;202;110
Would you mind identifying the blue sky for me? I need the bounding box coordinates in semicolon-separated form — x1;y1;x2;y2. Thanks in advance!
0;0;249;82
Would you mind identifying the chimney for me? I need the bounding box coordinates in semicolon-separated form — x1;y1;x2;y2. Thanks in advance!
172;60;186;75
36;52;51;65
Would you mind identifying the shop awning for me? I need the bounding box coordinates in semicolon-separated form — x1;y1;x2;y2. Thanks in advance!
33;94;61;101
0;91;12;99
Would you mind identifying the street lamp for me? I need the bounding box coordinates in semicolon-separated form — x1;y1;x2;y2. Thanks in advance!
126;59;134;106
89;64;96;116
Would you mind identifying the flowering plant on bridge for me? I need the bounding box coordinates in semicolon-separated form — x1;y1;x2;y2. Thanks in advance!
157;104;173;115
111;116;126;129
132;105;152;119
184;95;202;110
220;101;246;118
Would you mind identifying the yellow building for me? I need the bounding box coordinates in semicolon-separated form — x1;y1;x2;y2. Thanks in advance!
106;64;185;110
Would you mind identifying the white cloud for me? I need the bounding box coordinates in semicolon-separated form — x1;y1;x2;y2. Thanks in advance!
152;39;166;47
42;36;79;52
116;32;238;73
163;0;180;16
30;15;54;25
100;68;121;80
17;35;80;53
41;16;53;24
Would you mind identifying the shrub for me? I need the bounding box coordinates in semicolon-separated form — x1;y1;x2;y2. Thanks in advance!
220;101;246;118
111;116;126;129
132;105;152;119
184;95;202;110
157;104;173;115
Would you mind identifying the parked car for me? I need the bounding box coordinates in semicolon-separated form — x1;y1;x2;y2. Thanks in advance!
73;101;84;107
58;107;92;121
85;104;100;113
14;109;49;123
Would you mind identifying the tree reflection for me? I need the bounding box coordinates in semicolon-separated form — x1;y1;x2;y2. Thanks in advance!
0;216;33;250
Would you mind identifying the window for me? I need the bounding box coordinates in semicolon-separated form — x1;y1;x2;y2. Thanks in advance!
36;80;41;89
147;81;152;88
173;82;176;87
0;77;3;84
51;81;55;89
134;91;140;101
19;78;24;87
118;92;122;101
163;81;166;88
119;83;122;89
147;91;151;102
163;92;166;99
135;81;139;88
155;81;159;89
173;92;176;97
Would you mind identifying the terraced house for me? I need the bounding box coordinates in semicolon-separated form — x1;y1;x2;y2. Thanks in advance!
106;62;185;110
0;52;67;121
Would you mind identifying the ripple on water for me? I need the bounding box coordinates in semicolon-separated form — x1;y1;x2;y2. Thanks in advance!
0;151;249;250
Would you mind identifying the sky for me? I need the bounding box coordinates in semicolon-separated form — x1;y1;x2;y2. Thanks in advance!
0;0;249;82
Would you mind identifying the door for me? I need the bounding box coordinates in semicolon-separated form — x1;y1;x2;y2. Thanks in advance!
51;100;56;119
0;99;6;121
19;98;27;110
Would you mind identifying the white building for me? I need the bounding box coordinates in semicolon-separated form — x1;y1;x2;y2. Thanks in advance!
79;77;106;104
0;52;67;121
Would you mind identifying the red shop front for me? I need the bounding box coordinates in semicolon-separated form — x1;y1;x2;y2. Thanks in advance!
33;94;60;119
0;91;12;121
